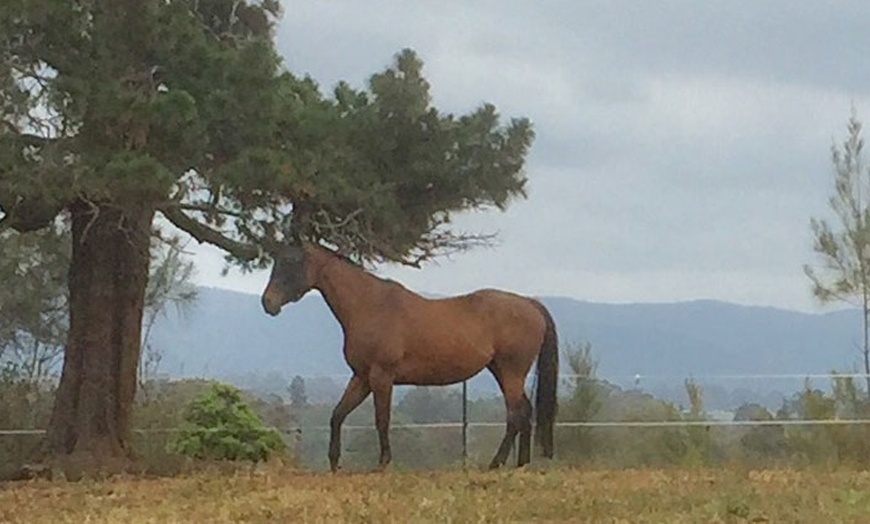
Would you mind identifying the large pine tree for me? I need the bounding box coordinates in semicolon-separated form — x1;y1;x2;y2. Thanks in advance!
0;0;534;474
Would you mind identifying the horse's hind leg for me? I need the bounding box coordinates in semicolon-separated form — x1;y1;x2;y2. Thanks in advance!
329;374;371;473
516;393;533;467
488;364;532;469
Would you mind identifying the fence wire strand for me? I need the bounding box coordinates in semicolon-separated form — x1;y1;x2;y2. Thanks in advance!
6;418;870;437
6;372;870;436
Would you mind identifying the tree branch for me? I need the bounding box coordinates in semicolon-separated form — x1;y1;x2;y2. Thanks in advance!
157;200;246;219
178;202;245;218
1;120;60;147
0;196;65;233
157;205;260;261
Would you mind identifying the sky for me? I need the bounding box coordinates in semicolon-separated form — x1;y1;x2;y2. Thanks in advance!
190;1;870;313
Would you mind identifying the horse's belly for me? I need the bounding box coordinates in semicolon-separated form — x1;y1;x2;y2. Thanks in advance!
393;351;491;386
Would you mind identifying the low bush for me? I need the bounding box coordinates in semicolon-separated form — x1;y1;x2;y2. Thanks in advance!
170;383;286;463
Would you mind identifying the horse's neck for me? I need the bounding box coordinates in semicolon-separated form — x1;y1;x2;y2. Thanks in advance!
312;251;386;328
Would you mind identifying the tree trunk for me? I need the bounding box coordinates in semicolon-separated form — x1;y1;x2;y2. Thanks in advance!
45;200;153;477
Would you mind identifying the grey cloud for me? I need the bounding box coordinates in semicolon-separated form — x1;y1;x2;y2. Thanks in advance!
190;2;870;311
535;2;870;92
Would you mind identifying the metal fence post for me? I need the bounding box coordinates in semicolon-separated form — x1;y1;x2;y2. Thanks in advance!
462;380;468;467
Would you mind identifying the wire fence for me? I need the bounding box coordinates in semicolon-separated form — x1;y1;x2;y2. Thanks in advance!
7;418;870;437
6;371;870;436
5;371;870;470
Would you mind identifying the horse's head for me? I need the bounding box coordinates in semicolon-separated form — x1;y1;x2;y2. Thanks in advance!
261;243;315;316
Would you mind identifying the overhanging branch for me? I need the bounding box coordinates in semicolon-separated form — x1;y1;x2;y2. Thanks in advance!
301;206;500;268
1;121;58;148
0;196;65;233
158;205;260;262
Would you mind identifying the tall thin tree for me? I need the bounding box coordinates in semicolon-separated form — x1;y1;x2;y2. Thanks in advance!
805;113;870;394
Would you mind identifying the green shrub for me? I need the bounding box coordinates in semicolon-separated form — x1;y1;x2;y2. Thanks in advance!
170;383;285;463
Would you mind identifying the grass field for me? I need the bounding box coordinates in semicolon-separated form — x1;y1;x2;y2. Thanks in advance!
2;465;870;523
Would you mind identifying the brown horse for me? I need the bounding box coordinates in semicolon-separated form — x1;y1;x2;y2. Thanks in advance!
261;242;558;472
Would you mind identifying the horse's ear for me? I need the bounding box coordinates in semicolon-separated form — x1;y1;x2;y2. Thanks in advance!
287;226;304;246
262;237;280;257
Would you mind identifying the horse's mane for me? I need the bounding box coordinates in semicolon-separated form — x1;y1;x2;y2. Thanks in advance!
314;242;365;269
318;243;408;291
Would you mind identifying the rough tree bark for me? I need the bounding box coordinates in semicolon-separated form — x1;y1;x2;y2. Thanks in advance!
44;199;153;477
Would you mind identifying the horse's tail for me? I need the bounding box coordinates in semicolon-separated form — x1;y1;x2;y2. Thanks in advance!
530;299;558;459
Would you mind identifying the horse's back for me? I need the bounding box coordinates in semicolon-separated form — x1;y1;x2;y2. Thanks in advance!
447;289;547;352
379;288;544;384
454;288;539;317
375;287;545;353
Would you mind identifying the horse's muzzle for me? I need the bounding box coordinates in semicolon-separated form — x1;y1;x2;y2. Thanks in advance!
261;296;282;316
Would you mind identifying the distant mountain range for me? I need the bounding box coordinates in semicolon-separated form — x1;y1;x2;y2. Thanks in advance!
149;287;866;408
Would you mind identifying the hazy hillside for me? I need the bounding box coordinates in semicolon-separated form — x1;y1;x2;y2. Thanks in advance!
543;297;860;377
149;287;864;407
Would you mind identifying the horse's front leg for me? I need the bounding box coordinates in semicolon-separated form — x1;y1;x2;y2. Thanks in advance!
328;374;371;473
369;366;394;471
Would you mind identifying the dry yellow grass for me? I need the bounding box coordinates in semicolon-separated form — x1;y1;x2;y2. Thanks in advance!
2;465;870;523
